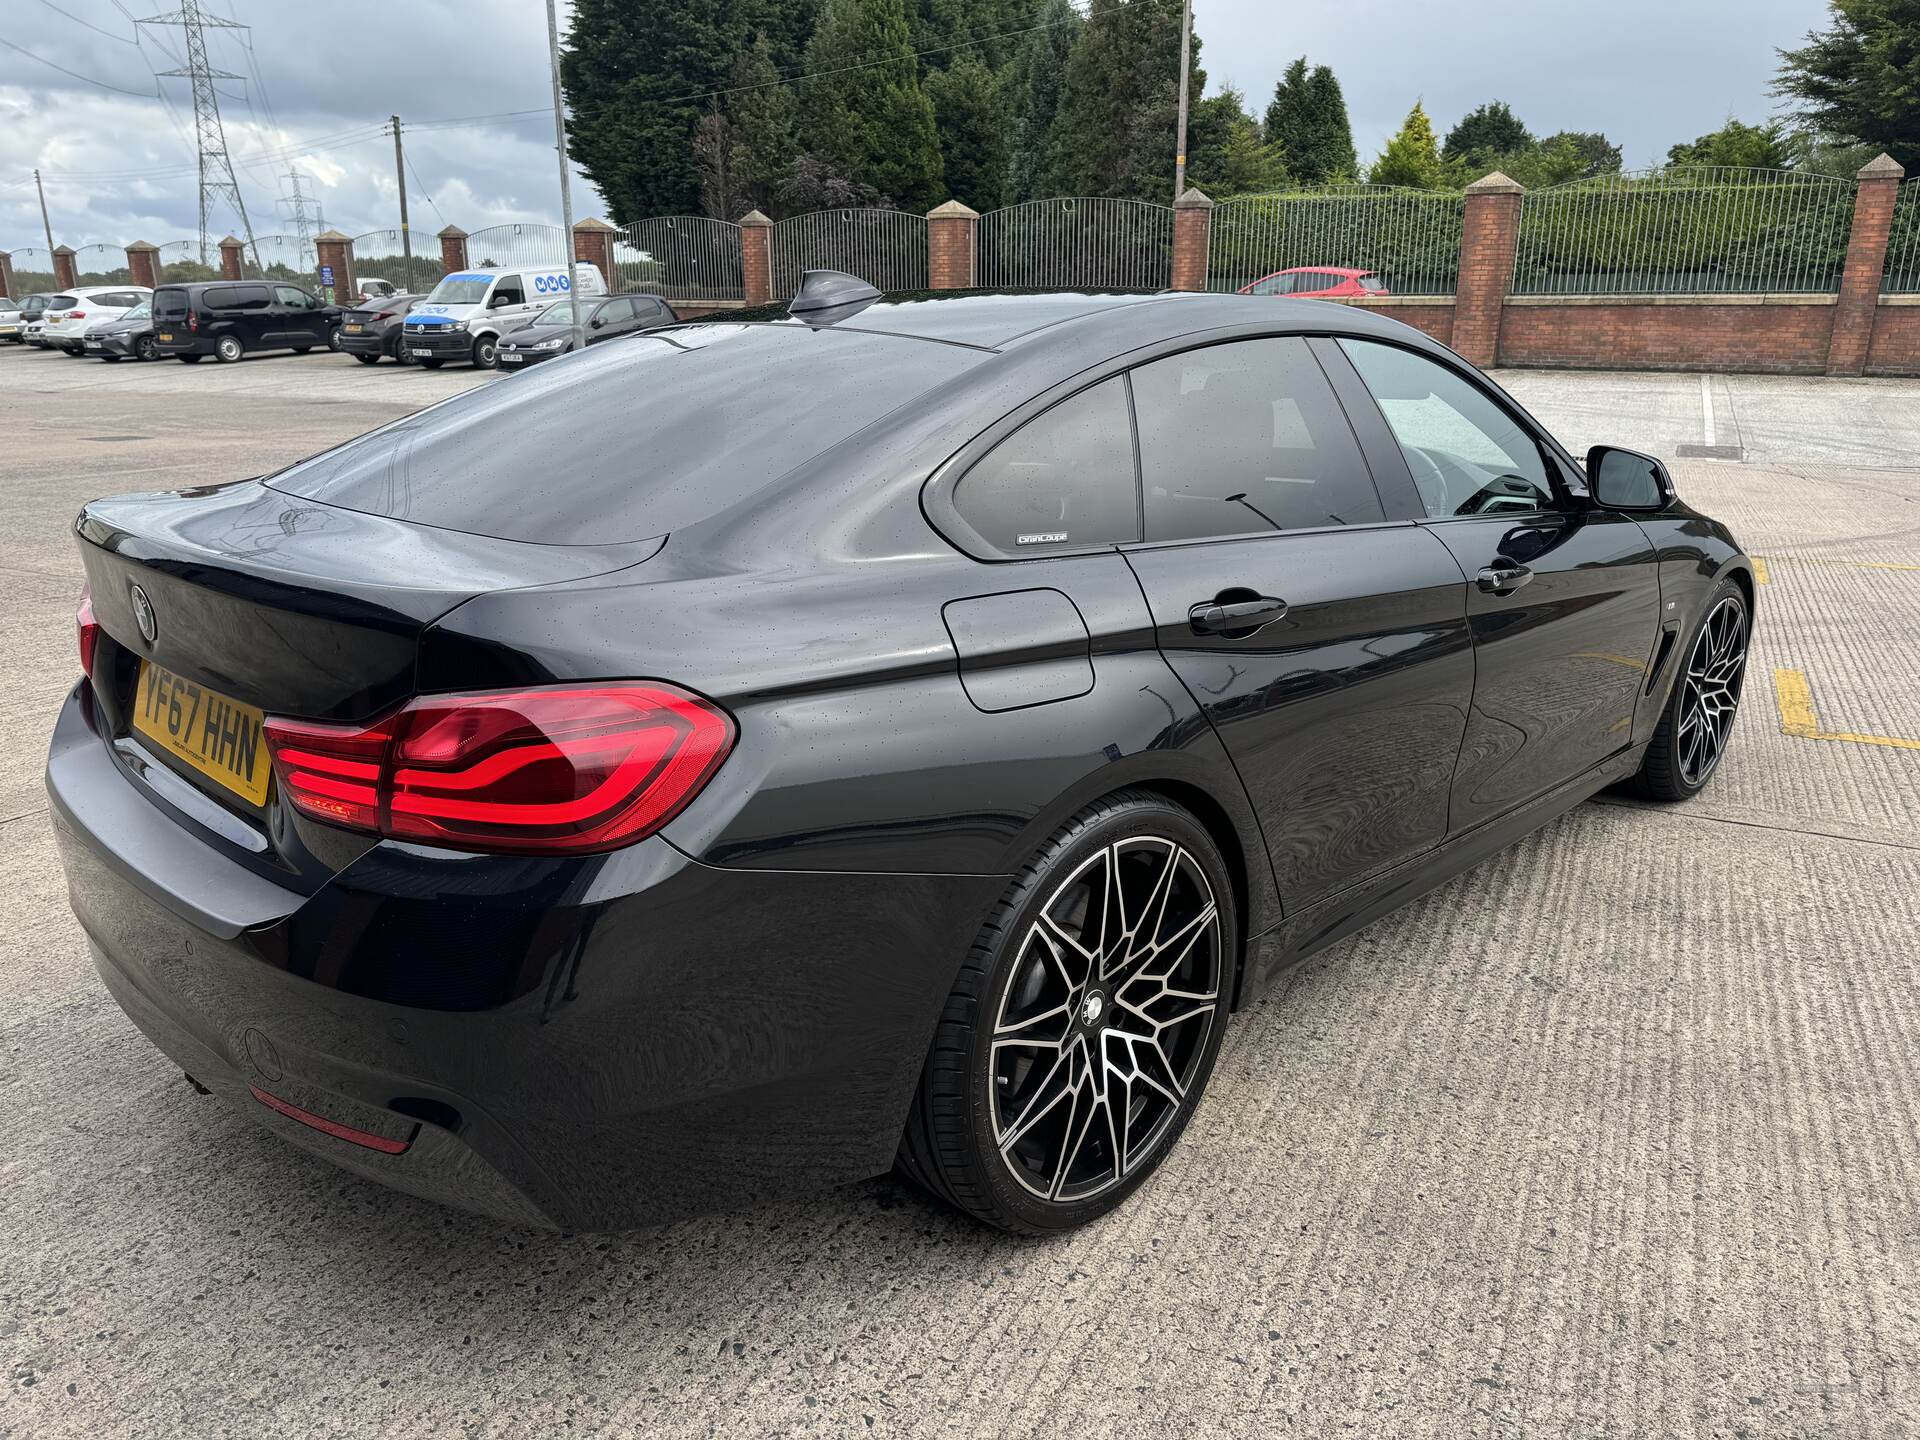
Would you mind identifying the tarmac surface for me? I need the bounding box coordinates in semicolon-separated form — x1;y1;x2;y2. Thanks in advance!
2;343;1917;1438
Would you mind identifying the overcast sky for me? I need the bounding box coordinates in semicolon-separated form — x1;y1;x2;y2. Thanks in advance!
2;0;1834;255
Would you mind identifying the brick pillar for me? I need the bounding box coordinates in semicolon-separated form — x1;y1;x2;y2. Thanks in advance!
0;251;14;299
125;241;159;290
438;225;468;274
1171;187;1212;291
314;230;354;304
926;200;978;289
53;245;77;290
572;217;616;289
1827;153;1905;377
218;235;244;280
739;209;773;305
1454;171;1523;368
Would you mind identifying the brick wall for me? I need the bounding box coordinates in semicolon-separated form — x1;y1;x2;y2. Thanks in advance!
1326;297;1455;347
1171;189;1211;292
927;201;977;289
1497;297;1840;374
1866;301;1920;378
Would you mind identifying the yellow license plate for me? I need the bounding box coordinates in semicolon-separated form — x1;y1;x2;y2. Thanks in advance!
157;332;173;342
132;660;271;807
344;323;363;333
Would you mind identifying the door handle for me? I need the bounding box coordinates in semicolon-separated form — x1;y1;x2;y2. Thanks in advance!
1476;564;1534;595
1188;596;1289;635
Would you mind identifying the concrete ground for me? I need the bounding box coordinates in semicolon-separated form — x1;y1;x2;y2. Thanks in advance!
2;344;1917;1439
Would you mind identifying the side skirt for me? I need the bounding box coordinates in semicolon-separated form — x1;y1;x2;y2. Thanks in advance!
1237;745;1646;1006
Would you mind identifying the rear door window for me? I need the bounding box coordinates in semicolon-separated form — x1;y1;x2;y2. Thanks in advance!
154;288;188;319
952;378;1139;553
1130;337;1384;542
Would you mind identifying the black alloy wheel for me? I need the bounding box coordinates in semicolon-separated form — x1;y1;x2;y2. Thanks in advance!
1631;580;1750;800
901;793;1233;1233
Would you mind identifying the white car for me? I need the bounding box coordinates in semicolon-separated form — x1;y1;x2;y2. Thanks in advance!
0;296;21;342
42;285;152;355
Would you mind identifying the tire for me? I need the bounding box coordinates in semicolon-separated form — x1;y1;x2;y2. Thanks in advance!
471;333;499;369
177;354;203;364
1626;578;1750;802
418;358;444;369
354;353;380;366
135;335;156;361
326;327;344;352
898;790;1236;1234
214;334;243;363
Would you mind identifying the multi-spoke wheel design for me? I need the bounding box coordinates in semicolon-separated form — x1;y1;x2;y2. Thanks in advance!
990;837;1223;1203
1675;595;1747;786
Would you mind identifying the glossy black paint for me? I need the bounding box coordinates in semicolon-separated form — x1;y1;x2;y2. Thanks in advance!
49;290;1751;1228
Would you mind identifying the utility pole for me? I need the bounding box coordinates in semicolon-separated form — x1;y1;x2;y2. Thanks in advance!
391;116;415;293
1173;0;1193;199
139;0;261;273
34;169;56;259
544;0;585;355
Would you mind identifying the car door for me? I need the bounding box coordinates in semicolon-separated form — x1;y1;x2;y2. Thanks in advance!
586;296;632;343
1332;337;1661;832
273;286;325;347
1119;335;1475;911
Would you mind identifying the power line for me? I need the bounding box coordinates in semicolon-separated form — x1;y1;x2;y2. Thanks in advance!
0;35;156;96
35;0;139;43
138;1;260;268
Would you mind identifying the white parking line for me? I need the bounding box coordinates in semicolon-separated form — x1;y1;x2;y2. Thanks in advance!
1701;373;1716;447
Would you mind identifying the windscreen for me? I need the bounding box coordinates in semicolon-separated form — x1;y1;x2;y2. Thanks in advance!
424;274;494;305
265;322;983;545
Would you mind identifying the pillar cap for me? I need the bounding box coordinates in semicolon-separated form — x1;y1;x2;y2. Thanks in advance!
1858;152;1905;181
927;199;979;220
572;217;617;232
1466;172;1524;194
1174;187;1213;209
436;224;468;239
738;209;773;228
218;235;244;247
53;244;76;255
313;229;353;243
125;240;159;254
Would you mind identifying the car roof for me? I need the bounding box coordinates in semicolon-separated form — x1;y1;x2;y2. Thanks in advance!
672;287;1425;356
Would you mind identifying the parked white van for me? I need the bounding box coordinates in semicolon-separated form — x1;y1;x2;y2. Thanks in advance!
400;263;606;369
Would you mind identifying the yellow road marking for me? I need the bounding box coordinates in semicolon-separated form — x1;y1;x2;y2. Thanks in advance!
1750;556;1770;585
1773;668;1920;750
1750;553;1918;578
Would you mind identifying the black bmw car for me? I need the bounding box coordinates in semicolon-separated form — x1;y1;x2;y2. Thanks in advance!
496;293;677;368
48;277;1753;1234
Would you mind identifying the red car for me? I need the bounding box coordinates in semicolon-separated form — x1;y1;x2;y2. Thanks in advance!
1238;266;1388;298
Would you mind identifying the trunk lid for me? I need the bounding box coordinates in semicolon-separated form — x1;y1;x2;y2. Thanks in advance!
79;479;663;723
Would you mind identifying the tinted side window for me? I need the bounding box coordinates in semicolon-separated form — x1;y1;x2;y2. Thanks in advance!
595;297;634;323
220;285;271;311
1131;337;1383;542
274;285;312;308
492;279;524;305
953;378;1138;553
1338;339;1556;518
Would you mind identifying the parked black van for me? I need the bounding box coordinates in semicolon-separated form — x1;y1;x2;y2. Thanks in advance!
152;281;343;363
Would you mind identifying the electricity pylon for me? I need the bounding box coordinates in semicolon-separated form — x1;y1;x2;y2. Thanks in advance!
139;1;260;271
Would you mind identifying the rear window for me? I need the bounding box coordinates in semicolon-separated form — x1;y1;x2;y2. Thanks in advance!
265;322;983;545
48;295;77;309
154;288;189;319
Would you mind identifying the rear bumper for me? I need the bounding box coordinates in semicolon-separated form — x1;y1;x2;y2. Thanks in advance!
46;682;1001;1230
336;329;389;357
399;328;472;360
154;335;216;356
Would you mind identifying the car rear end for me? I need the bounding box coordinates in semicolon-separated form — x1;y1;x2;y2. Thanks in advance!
151;286;212;357
0;298;21;342
43;298;91;352
337;296;415;359
46;326;1004;1226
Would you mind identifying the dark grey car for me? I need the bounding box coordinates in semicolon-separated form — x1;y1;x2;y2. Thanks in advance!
496;294;676;369
82;299;158;361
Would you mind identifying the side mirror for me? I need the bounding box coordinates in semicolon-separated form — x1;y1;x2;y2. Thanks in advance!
1586;445;1673;511
487;292;513;309
590;315;605;329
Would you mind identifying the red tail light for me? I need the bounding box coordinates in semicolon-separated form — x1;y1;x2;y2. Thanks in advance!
264;683;735;855
68;310;86;321
77;586;100;677
188;310;199;332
